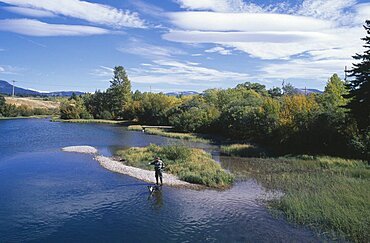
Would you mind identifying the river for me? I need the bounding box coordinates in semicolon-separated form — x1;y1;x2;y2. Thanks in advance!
0;119;322;242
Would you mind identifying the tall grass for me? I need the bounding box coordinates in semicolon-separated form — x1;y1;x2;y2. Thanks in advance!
220;143;267;157
127;125;210;143
222;155;370;242
116;144;233;188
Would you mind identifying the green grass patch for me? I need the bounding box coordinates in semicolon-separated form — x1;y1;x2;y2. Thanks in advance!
127;125;210;143
220;143;267;157
116;144;233;188
127;125;143;131
222;155;370;242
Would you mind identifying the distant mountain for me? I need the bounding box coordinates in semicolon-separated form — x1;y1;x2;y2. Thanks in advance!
165;91;200;96
0;80;84;97
295;88;323;94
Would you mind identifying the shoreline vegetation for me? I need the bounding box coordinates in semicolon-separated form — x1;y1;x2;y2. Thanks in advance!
222;155;370;242
51;118;129;124
0;115;54;120
115;144;234;188
127;125;211;143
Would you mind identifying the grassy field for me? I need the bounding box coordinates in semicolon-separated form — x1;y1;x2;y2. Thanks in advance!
5;97;60;109
222;155;370;242
116;144;234;188
127;125;210;143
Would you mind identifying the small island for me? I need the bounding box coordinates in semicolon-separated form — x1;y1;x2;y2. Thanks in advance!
62;144;234;189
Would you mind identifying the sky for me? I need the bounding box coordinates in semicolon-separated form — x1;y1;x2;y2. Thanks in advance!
0;0;369;93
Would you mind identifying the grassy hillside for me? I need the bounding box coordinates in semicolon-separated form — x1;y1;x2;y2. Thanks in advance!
5;97;60;109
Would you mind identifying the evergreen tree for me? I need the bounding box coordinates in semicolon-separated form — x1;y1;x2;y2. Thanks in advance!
345;20;370;129
107;66;132;118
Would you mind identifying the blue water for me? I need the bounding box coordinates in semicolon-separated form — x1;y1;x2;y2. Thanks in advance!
0;119;322;242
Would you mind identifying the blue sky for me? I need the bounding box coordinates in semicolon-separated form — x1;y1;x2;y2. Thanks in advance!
0;0;369;93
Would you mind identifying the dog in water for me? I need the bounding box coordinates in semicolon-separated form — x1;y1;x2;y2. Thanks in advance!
147;185;161;193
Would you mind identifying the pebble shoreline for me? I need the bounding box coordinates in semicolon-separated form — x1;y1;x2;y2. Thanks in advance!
62;146;201;189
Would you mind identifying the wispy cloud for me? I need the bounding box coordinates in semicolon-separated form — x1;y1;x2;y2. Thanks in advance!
164;0;369;86
0;0;146;28
3;6;56;17
0;19;111;36
205;46;232;55
117;38;186;58
130;59;249;85
0;64;22;75
174;0;264;13
90;66;114;78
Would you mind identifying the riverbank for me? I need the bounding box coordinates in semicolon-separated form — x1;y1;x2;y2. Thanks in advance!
62;145;202;189
0;115;54;120
51;118;130;124
222;155;370;242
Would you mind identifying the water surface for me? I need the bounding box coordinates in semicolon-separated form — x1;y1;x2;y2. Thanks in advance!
0;119;322;242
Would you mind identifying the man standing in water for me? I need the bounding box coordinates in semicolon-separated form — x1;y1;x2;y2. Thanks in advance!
149;157;165;185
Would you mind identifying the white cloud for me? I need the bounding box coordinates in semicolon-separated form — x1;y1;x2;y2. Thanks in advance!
90;66;114;78
0;65;22;75
3;6;56;17
130;59;249;85
164;30;333;44
0;19;111;36
167;12;331;32
298;0;356;24
0;0;146;28
354;3;370;25
175;0;264;13
166;0;367;85
259;58;351;80
117;38;185;58
205;46;232;55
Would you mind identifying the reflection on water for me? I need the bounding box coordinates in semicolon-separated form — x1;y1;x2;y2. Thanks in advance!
148;191;164;210
0;119;323;242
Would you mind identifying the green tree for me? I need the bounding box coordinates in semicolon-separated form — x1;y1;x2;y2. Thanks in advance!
169;96;220;132
60;96;92;119
324;74;348;107
282;82;298;95
268;87;283;98
345;20;370;130
107;66;132;119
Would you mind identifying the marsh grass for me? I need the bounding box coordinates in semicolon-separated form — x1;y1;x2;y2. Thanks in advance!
116;144;233;188
220;143;267;157
222;155;370;242
127;125;210;143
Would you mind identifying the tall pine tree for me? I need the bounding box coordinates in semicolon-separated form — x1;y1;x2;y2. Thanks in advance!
346;20;370;130
107;66;132;119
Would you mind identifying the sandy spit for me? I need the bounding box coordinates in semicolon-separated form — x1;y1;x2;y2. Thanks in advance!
62;146;201;189
62;146;98;154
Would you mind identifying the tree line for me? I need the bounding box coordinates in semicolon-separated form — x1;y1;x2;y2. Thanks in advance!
60;21;370;160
